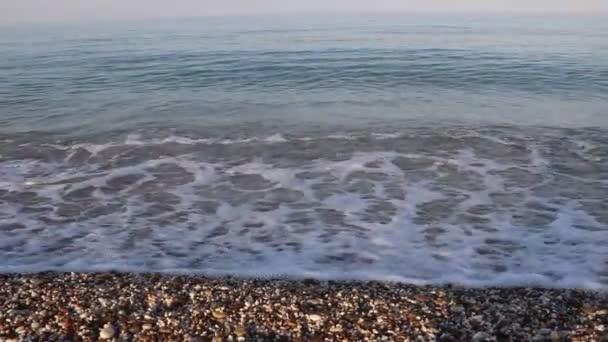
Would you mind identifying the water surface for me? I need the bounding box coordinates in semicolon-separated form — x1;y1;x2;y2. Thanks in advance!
1;15;607;287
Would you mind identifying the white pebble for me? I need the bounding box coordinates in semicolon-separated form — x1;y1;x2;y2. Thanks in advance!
99;324;116;339
307;314;322;322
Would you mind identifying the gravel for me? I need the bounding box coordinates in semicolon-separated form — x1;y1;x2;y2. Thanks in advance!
0;272;606;341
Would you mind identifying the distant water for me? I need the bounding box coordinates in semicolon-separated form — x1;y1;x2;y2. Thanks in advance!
0;15;607;288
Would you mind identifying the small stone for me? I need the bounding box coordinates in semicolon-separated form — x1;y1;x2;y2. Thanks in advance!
309;335;324;342
31;322;40;330
307;314;323;322
30;278;43;286
15;326;26;335
582;303;595;314
99;324;116;339
306;298;323;305
212;337;223;342
212;309;226;320
550;331;560;341
472;331;490;342
470;315;484;325
451;305;465;313
142;323;153;330
164;296;176;307
234;327;246;337
414;295;429;302
330;325;343;333
439;333;455;342
596;325;605;332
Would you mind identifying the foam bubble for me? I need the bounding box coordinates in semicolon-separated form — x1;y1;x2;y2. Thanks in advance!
0;128;606;289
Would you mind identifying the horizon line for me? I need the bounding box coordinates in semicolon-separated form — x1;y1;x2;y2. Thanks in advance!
2;9;607;27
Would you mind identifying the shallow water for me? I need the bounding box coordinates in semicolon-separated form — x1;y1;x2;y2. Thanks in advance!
1;15;607;287
1;127;607;287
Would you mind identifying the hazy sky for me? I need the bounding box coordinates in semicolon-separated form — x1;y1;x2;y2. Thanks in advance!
2;0;606;24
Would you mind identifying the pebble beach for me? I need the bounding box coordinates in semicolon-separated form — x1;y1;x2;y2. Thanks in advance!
0;273;606;341
2;9;608;342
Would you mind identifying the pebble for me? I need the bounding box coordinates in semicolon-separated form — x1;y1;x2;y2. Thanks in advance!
0;272;606;341
439;333;455;341
472;331;490;342
99;324;116;339
30;279;43;287
469;315;484;325
330;325;343;333
234;327;246;337
451;305;465;313
307;314;323;322
211;309;226;320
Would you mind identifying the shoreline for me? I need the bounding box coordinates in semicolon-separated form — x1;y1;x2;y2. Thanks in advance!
0;272;606;341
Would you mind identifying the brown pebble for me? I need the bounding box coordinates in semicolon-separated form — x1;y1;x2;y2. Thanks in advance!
234;327;247;337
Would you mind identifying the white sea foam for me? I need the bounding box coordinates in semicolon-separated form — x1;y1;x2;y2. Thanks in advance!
0;133;606;289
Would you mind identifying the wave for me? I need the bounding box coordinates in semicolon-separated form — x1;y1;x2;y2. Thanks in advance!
1;127;606;288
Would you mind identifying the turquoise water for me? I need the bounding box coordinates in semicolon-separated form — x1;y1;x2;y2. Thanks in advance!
0;15;607;287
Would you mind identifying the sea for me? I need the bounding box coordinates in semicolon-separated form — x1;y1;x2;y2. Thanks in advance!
1;14;607;288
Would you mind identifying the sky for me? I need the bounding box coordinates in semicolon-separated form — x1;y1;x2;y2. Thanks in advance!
1;0;606;24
